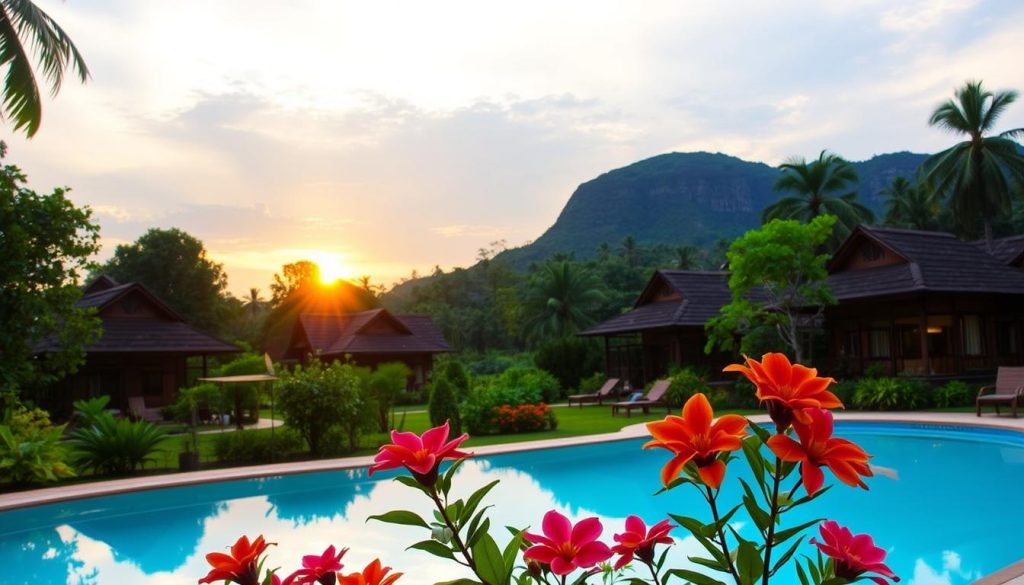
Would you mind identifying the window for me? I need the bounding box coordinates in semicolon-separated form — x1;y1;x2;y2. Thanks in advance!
897;325;920;359
996;321;1020;356
868;322;890;358
961;315;984;357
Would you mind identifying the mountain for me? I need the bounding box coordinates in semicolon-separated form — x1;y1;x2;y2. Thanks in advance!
495;151;927;267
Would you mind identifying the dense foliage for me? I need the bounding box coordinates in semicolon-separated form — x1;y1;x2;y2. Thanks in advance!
67;397;167;475
276;359;371;455
0;406;74;485
362;362;412;433
427;376;461;433
213;429;304;464
852;376;931;411
533;336;602;392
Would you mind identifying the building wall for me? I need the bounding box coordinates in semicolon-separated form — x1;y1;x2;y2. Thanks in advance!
42;353;187;418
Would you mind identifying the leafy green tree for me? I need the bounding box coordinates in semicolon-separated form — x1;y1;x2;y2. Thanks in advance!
269;260;319;305
763;151;874;245
881;177;939;230
522;260;605;343
367;362;411;433
533;336;602;392
706;216;836;363
277;359;368;455
621;235;639;267
0;1;89;137
99;228;229;332
923;80;1024;247
0;146;100;400
428;376;461;434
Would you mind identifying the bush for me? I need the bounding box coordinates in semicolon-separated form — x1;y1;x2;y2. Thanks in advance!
67;414;166;475
461;378;543;435
0;407;74;485
366;362;411;433
576;372;606;395
437;360;471;400
213;430;304;464
665;368;710;408
428;377;462;434
497;367;561;403
853;377;931;411
490;403;556;434
533;337;602;392
277;359;372;456
862;362;888;379
831;379;857;409
933;380;973;408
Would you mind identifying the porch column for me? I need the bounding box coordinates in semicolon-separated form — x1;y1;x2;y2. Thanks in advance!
919;305;930;376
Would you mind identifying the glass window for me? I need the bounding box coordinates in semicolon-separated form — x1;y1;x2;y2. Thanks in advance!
997;321;1020;356
897;325;920;358
868;322;890;358
961;315;984;356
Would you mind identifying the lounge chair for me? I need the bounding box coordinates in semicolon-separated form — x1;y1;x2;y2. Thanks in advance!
612;379;671;417
976;367;1024;418
567;378;620;407
128;396;163;422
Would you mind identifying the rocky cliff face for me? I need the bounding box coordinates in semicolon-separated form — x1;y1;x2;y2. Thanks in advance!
498;150;927;267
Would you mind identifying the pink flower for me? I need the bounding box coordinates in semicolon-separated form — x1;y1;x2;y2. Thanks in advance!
611;516;674;570
812;521;899;584
282;545;347;585
369;421;470;486
523;510;612;576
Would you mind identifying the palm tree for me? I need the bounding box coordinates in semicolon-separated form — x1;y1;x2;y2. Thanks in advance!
0;1;89;137
523;260;605;342
243;288;265;318
923;80;1024;249
674;245;700;270
621;236;638;267
881;177;939;230
763;150;875;244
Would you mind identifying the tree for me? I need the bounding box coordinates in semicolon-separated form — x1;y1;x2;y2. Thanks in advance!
923;80;1024;248
277;359;368;455
244;288;265;318
0;145;101;400
99;228;229;332
674;245;700;270
270;260;319;306
621;236;639;267
705;216;836;363
763;151;874;245
0;1;89;137
881;177;938;230
522;260;605;342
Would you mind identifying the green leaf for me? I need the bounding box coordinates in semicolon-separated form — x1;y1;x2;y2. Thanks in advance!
668;513;707;535
459;479;501;525
770;536;804;575
795;561;810;585
467;517;491;548
666;569;726;585
440;457;466;496
689;555;727;571
366;510;429;529
735;541;764;585
502;529;525;577
772;519;820;545
394;475;429;493
748;420;772;443
741;436;767;489
471;533;507;585
408;539;456;561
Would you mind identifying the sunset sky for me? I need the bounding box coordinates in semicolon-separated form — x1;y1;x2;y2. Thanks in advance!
8;0;1024;296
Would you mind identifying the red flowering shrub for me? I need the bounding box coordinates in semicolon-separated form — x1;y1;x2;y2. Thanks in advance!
490;403;555;433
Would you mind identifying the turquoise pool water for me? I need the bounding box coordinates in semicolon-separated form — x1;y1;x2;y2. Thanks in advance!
1;422;1022;585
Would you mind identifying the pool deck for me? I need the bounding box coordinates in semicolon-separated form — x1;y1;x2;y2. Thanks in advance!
2;410;1024;583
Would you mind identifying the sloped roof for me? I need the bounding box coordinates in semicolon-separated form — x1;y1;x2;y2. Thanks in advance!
974;234;1024;266
296;309;450;355
581;271;735;336
828;226;1024;300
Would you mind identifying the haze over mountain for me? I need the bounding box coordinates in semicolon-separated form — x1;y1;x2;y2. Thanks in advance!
496;150;928;268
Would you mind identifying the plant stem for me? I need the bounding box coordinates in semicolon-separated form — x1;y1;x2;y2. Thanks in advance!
761;457;783;585
705;486;741;585
429;488;478;574
646;560;661;585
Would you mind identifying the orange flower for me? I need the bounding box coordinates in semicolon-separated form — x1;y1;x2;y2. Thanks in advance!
724;353;842;430
766;408;873;495
643;394;748;488
199;535;272;585
338;559;402;585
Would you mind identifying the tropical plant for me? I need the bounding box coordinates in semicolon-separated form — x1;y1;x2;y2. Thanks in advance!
366;362;411;433
763;150;874;245
923;80;1024;247
522;260;605;342
852;377;931;411
533;336;602;392
673;245;701;270
664;367;709;408
427;376;461;433
0;406;74;484
0;0;89;137
67;413;166;475
277;358;370;455
881;176;939;230
213;429;303;464
436;360;470;400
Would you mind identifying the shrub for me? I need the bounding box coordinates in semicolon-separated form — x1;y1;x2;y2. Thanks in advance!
437;360;471;400
490;403;556;434
497;367;561;403
428;377;462;434
67;414;166;475
576;372;606;395
0;407;74;485
366;362;411;433
460;379;542;435
831;379;857;409
933;380;973;408
853;377;930;410
533;337;602;392
213;430;304;464
277;359;372;456
862;362;888;379
664;368;709;408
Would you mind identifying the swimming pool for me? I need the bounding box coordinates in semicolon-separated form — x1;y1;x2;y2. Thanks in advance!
1;422;1022;585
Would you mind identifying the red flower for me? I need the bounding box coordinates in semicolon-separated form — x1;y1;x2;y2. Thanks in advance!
369;421;470;486
199;535;272;585
643;393;748;488
812;521;900;584
724;353;842;430
766;408;873;495
338;559;402;585
611;516;674;570
282;545;347;585
523;510;613;576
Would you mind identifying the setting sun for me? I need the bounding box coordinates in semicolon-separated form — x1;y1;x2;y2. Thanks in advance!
309;251;354;284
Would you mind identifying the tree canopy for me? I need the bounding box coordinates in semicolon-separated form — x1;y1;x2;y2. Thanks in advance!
0;145;100;400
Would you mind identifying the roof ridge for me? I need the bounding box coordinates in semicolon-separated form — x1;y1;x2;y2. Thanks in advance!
862;225;957;238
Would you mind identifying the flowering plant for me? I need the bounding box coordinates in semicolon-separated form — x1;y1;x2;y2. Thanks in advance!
201;353;898;585
491;403;555;434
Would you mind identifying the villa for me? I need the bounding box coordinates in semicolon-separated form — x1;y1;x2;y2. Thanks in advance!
581;225;1024;387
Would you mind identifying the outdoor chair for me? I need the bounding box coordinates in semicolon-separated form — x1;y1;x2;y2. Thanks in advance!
976;367;1024;418
567;378;619;407
611;379;671;417
127;396;163;422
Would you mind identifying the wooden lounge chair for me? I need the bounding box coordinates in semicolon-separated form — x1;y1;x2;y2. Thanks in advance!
976;367;1024;418
128;396;163;422
612;379;671;417
567;378;620;407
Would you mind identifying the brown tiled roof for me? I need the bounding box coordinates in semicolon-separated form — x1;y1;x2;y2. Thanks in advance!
973;234;1024;266
581;271;738;336
296;309;450;355
829;226;1024;300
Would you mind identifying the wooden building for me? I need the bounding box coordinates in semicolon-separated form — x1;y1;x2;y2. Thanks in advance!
36;276;240;416
282;308;451;388
581;227;1024;385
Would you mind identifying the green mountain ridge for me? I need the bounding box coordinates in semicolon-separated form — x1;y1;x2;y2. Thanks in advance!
496;150;928;268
